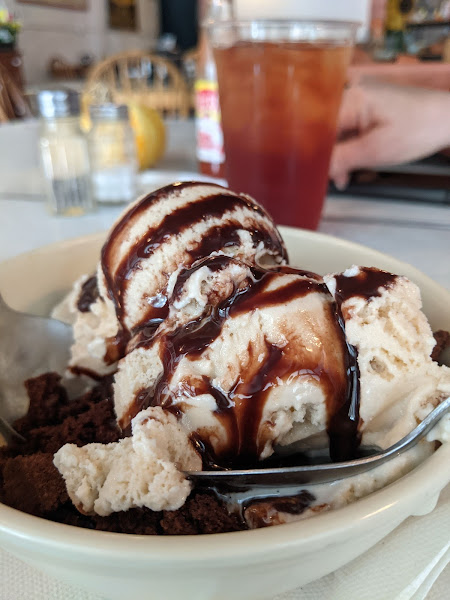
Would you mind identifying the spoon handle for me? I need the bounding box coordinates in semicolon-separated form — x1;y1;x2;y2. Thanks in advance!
187;396;450;488
377;395;450;462
0;414;26;444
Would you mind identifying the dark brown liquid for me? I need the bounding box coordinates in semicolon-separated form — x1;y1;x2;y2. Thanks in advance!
256;492;315;516
104;328;130;366
68;365;104;382
214;42;351;230
75;274;129;366
328;307;360;461
242;491;316;528
172;255;240;303
77;275;99;313
333;267;397;305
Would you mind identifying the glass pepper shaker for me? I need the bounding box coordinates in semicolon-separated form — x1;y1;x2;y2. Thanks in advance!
87;104;138;204
37;89;95;216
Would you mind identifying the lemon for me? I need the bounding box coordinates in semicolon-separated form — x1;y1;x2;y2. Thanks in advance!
80;94;166;170
128;103;166;170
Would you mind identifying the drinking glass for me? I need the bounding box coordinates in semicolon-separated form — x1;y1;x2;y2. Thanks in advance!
209;20;357;229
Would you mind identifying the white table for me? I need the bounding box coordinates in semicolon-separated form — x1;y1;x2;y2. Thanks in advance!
0;119;449;600
0;118;449;290
1;190;449;290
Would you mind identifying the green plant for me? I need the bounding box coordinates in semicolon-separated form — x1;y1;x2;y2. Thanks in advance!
0;19;21;46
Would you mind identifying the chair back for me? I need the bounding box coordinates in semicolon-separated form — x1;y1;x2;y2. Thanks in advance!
86;51;190;118
0;63;30;122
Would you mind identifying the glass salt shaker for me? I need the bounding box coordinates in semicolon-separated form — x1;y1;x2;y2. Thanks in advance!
87;104;138;204
37;89;95;216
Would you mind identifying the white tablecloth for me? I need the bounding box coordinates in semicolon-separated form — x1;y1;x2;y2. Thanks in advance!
0;119;449;600
1;487;449;600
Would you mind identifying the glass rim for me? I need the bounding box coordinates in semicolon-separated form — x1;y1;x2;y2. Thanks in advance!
206;19;360;32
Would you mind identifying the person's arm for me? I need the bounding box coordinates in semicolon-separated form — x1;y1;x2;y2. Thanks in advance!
330;82;450;189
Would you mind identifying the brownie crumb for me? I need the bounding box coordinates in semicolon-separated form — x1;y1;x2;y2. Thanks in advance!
93;507;162;535
22;398;121;455
7;374;120;457
2;453;68;517
14;373;68;434
0;451;11;491
187;492;246;534
432;330;450;363
160;505;198;535
159;491;246;535
54;504;97;529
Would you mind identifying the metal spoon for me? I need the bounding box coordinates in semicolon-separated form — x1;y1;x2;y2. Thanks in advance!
186;396;450;490
0;292;73;442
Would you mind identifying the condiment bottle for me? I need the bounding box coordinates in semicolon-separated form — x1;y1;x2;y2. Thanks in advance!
195;0;232;179
37;89;94;216
87;104;138;204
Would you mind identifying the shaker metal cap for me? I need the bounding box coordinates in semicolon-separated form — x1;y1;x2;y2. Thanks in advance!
37;89;81;118
89;103;129;121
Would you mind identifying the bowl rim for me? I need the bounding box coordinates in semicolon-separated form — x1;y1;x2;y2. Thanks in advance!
1;443;449;564
0;227;449;563
279;225;450;296
1;225;449;301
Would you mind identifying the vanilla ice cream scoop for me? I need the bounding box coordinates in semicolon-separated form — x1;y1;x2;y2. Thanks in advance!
114;258;358;464
324;266;450;450
53;182;287;377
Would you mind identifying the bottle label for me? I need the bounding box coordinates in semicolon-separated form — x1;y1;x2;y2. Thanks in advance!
195;79;225;165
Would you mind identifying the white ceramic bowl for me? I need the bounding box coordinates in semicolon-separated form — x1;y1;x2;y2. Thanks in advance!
0;227;449;600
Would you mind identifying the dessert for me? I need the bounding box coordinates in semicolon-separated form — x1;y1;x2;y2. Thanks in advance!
1;182;449;534
52;181;286;376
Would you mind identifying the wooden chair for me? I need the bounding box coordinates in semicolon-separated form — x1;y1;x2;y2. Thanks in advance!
0;63;30;122
85;51;190;118
48;57;90;80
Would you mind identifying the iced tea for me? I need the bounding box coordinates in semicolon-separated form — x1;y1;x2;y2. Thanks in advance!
214;41;352;229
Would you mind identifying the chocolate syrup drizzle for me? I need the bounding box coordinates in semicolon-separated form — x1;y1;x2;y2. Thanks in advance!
327;267;399;460
327;309;360;462
333;267;397;305
99;182;287;364
77;275;99;313
126;258;362;464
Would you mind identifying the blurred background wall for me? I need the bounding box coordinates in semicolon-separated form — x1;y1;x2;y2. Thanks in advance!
7;0;160;84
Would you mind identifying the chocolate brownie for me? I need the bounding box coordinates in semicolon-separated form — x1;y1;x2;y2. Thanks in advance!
2;453;68;517
0;373;247;535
